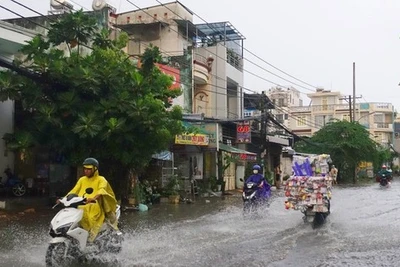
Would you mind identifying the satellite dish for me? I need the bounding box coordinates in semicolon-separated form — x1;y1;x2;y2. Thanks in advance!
92;0;107;10
51;0;73;10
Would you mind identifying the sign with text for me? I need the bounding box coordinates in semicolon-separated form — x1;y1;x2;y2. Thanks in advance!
236;121;251;143
175;134;209;146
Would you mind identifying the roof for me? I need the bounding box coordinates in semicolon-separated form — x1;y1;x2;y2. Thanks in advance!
118;1;194;16
174;19;206;38
219;143;256;155
195;21;245;41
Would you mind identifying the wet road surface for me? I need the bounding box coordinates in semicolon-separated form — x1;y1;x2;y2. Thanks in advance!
0;182;399;267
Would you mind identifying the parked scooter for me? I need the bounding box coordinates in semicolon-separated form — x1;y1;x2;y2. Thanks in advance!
0;167;26;197
45;188;122;267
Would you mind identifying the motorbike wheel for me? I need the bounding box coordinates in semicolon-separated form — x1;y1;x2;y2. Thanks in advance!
45;243;67;267
108;232;123;253
12;183;26;197
243;202;252;215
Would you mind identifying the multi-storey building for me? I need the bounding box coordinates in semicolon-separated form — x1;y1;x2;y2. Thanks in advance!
290;88;395;147
116;2;244;119
0;20;38;177
267;86;303;131
115;1;249;190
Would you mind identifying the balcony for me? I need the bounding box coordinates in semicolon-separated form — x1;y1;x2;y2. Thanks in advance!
193;54;211;85
290;106;311;113
372;123;393;132
371;103;393;112
227;49;243;71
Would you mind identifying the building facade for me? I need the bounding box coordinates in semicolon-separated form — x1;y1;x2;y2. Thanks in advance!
290;89;395;147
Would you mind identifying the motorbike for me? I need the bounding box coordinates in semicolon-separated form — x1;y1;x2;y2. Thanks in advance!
379;173;391;188
301;197;331;229
0;167;26;197
45;188;123;267
241;179;270;214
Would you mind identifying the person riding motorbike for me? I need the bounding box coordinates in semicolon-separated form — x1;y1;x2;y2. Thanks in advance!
377;165;392;183
57;157;118;242
244;164;271;200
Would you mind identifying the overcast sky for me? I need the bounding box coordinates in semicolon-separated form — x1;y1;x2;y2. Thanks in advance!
1;0;400;109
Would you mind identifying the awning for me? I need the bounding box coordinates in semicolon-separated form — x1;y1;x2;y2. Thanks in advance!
268;136;289;146
219;143;257;161
152;151;172;161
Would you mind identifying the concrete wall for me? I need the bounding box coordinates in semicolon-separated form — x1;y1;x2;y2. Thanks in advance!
0;100;14;176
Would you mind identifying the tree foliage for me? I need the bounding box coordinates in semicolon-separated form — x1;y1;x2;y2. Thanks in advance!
294;120;392;182
0;11;184;194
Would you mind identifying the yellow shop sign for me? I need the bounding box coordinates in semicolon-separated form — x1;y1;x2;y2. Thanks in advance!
175;134;209;146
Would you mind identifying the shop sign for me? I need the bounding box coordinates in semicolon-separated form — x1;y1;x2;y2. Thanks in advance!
236;122;251;143
232;153;257;161
175;134;209;146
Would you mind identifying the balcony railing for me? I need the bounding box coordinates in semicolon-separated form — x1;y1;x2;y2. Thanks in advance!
374;123;393;130
227;49;243;71
291;106;311;112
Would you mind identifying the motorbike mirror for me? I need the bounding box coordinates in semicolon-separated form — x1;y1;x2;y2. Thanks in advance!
240;178;244;182
85;188;94;195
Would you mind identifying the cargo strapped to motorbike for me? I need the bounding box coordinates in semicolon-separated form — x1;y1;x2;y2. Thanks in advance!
284;154;333;215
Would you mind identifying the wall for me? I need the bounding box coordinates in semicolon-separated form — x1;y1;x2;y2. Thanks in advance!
0;100;14;176
196;44;227;119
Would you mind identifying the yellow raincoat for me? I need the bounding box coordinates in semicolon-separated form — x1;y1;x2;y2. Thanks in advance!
68;170;118;242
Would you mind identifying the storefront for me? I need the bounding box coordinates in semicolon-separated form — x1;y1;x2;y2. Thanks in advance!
218;143;257;190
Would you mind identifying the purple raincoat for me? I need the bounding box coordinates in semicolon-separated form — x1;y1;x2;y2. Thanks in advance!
245;173;271;199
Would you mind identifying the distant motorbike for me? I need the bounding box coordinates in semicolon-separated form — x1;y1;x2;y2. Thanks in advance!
45;188;122;267
241;180;270;214
0;167;26;197
379;174;391;188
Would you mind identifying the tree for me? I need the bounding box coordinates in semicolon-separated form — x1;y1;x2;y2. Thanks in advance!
294;120;389;183
0;11;184;196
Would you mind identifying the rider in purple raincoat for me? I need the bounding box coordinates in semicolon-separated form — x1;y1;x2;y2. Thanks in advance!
244;164;272;200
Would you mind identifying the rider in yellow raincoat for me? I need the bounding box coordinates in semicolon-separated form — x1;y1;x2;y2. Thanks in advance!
67;158;118;242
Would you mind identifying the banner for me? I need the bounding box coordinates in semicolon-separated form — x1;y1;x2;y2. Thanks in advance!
236;121;251;143
175;134;209;146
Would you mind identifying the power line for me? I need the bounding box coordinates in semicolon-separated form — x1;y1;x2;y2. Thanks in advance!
122;0;316;94
154;0;318;90
1;1;320;129
153;0;315;92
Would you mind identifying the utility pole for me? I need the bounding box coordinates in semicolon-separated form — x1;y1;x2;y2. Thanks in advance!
349;95;352;122
258;91;270;179
353;62;356;123
340;95;362;121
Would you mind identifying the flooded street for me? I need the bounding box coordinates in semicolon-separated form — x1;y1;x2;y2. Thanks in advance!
1;182;400;267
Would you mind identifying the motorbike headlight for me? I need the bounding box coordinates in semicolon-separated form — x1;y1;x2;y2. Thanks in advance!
55;223;73;235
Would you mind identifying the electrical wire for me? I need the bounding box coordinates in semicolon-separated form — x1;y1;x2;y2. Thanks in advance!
153;0;318;91
1;1;321;130
122;0;316;94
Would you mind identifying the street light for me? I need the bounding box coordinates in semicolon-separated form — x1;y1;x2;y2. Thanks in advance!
356;111;376;122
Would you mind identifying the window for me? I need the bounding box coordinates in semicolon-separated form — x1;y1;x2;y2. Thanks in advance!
374;113;384;123
278;98;285;107
276;114;284;123
343;114;350;121
322;97;328;111
297;116;307;127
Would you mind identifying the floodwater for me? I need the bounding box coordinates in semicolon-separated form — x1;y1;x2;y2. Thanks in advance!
1;181;399;267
